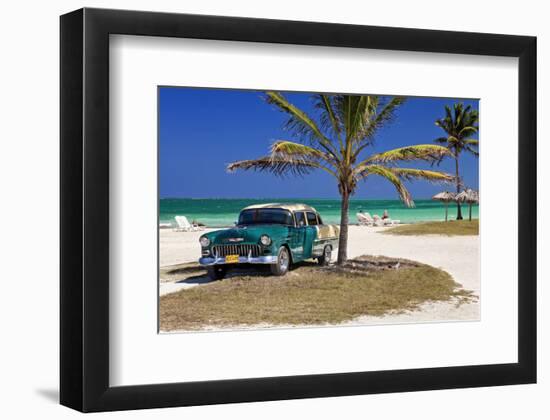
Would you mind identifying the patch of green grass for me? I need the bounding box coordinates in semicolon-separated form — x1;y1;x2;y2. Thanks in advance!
383;219;479;236
159;256;476;331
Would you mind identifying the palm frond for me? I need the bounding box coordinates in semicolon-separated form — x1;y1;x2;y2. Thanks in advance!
364;144;453;165
332;95;371;143
313;94;342;140
227;156;322;178
356;164;414;207
265;92;337;156
464;146;479;156
360;96;406;140
445;136;461;148
458;125;478;137
390;168;455;183
445;105;453;122
349;95;372;141
352;97;406;158
270;140;338;169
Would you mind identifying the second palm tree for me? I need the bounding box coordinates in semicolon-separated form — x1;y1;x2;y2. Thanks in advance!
434;103;479;220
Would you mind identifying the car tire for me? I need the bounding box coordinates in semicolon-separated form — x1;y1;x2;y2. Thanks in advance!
206;265;227;280
317;245;332;266
270;246;290;276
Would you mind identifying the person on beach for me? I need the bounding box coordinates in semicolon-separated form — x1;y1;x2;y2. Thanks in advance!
382;209;389;220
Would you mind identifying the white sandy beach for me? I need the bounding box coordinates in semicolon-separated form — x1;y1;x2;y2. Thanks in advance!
159;225;479;325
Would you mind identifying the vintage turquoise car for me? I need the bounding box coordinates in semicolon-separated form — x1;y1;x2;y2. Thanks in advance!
199;203;340;280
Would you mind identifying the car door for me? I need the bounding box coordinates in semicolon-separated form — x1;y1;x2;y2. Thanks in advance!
289;211;307;261
304;211;319;258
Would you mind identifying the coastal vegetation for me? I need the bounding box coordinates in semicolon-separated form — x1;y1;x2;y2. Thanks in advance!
159;256;475;331
383;219;479;236
434;103;479;220
227;93;455;264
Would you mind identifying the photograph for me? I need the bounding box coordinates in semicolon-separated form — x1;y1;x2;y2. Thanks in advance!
158;87;480;332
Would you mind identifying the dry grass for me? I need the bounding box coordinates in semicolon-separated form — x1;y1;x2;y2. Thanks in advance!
159;256;476;331
383;219;479;236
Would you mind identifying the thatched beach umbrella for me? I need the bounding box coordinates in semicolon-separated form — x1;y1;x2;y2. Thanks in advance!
432;191;456;222
455;189;479;221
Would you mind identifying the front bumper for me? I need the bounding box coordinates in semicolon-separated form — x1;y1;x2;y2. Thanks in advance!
199;255;277;266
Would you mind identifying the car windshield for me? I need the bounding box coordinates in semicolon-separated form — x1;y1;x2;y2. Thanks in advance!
238;209;294;226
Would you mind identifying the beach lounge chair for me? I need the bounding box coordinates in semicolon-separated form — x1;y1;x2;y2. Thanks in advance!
372;214;385;227
382;218;401;226
357;212;374;226
174;216;202;232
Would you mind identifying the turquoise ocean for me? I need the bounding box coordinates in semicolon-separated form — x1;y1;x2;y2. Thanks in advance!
160;198;478;228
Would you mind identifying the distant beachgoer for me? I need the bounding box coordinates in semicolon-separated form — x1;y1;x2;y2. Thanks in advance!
382;209;389;220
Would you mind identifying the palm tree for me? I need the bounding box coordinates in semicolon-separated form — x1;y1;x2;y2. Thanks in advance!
227;92;454;264
434;103;479;220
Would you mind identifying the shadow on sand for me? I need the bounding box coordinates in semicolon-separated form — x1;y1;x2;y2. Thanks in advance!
175;261;323;285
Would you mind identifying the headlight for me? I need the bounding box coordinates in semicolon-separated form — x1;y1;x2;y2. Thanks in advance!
199;236;210;247
260;235;271;246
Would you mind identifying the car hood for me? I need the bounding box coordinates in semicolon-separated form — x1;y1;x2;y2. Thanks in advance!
205;225;291;244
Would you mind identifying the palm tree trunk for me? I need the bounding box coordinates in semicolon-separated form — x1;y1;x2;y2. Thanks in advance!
445;202;448;222
337;188;350;265
455;155;463;220
469;203;472;221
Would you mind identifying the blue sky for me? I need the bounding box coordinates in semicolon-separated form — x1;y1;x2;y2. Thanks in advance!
159;87;479;200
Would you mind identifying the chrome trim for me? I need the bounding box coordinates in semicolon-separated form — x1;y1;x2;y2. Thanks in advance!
313;236;339;242
212;243;262;257
199;255;277;266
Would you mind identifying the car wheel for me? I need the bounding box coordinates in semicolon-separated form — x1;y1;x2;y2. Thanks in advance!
317;245;332;266
270;246;290;276
206;265;227;280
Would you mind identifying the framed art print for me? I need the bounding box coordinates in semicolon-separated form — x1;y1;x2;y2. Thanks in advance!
60;8;536;412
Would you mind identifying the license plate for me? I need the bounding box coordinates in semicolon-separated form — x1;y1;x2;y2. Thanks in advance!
225;254;239;264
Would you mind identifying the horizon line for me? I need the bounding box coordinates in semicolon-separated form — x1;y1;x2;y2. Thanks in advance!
159;196;442;201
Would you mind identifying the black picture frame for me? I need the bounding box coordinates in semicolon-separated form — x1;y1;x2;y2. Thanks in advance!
60;7;537;412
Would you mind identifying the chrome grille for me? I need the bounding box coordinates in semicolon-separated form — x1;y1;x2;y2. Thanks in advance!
212;244;261;258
